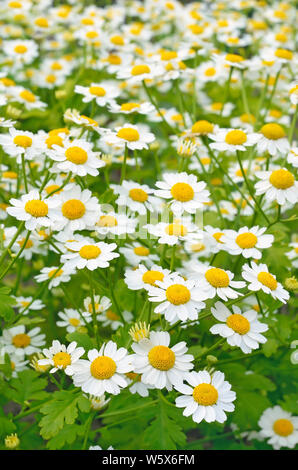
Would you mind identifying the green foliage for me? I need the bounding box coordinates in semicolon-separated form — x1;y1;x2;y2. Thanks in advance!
5;370;48;404
0;286;16;322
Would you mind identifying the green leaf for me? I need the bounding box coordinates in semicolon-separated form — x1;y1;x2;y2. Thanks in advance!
6;370;48;404
262;338;279;357
0;286;16;321
0;416;16;438
143;397;186;450
66;331;94;351
39;391;89;439
46;424;85;450
280;394;298;414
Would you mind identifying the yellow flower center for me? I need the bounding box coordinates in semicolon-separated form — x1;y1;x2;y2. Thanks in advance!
46;74;57;84
126;372;141;381
19;90;36;102
0;77;15;86
46;135;64;149
131;64;151;75
62;199;86;220
225;130;247;145
17;237;33;249
257;272;277;290
90;356;117;379
110;35;124;46
98;215;118;227
79;245;101;259
204;67;216;76
106;309;120;321
25;200;48;218
165;223;188;237
260;123;286;140
236;232;258;249
274;48;293;60
211;102;223;111
170;182;194;202
13;135;32;148
225;53;244;63
226;314;250;334
86;31;98;39
205;268;230;288
117;127;140;141
51;61;62;70
35;17;49;27
191;242;206;252
2;171;16;179
269;109;282;118
193;383;218;405
65;146;88;165
166;284;191;305
81;18;94;25
53;352;71;368
120;102;140;112
14;45;27;54
240;113;256;124
213;232;224;243
8;1;22;7
48;268;63;278
129;188;148;202
273;419;294;437
107;54;121;65
134;246;150;256
12;333;31;348
69;318;80;326
89;86;106;97
142;270;164;286
269;169;294;189
227;37;239;44
191;120;213;135
45;184;61;195
148;345;175;370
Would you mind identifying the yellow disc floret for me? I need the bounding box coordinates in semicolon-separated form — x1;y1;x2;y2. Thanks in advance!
25;200;48;218
257;272;277;290
273;419;294;436
193;383;218;405
90;356;116;379
205;268;230;288
260;123;286;140
129;188;148;202
53;352;71;368
13;135;32;148
166;284;191;305
117;127;140;141
236;232;258;249
191;120;214;135
131;64;151;75
171;182;194;202
12;333;31;348
225;130;247;145
89;86;106;97
65;146;88;164
79;245;101;259
134;246;150;256
226;314;250;334
148;345;175;370
142;270;164;286
269;169;294;189
62;199;86;220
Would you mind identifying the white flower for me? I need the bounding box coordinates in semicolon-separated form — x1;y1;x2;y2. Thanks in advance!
61;239;119;271
83;295;112;318
209;128;259;152
131;331;194;391
124;264;172;291
210;301;268;354
38;340;85;374
94;211;137;237
191;265;246;301
75;81;120;106
255;168;298;205
116;63;164;83
7;190;61;231
108;101;154;115
98;310;133;331
101;124;155;151
256;123;290;156
35;266;75;289
0;128;46;163
175;370;236;423
1;325;45;358
145;217;201;246
48;139;105;176
3;40;38;64
111;180;160;215
287;147;298;168
126;372;154;397
221;226;274;259
242;262;289;304
119;242;159;267
57;309;89;333
14;296;45;313
154;172;210;215
258;406;298;450
68;341;132;396
147;275;205;323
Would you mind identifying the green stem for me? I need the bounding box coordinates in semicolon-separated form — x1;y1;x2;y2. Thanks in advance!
21;155;28;193
0;230;31;281
0;221;25;266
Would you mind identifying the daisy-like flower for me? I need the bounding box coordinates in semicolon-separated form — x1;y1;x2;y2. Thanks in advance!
61;238;119;271
287;147;298;168
38;340;85;374
7;190;61;231
119;242;159;268
286;242;298;269
258;406;298;450
94;210;137;237
1;325;45;358
255;168;298;205
0;128;46;163
98;309;133;331
209;128;259;152
210;301;268;354
108;101;154;115
14;296;45;313
11;87;46;110
221;226;274;259
126;372;154;397
145;217;202;246
147;275;205;323
190;265;246;301
256;123;290;156
48;139;105;176
75;81;120;107
175;370;236;423
116;62;164;83
57;309;88;333
131;330;194;391
3;39;38;64
83;295;112;318
8;354;28;377
35;265;75;289
101;124;155;151
124;264;172;291
154;172;210;215
242;262;289;304
55;185;101;232
68;341;132;396
111;180;160;215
